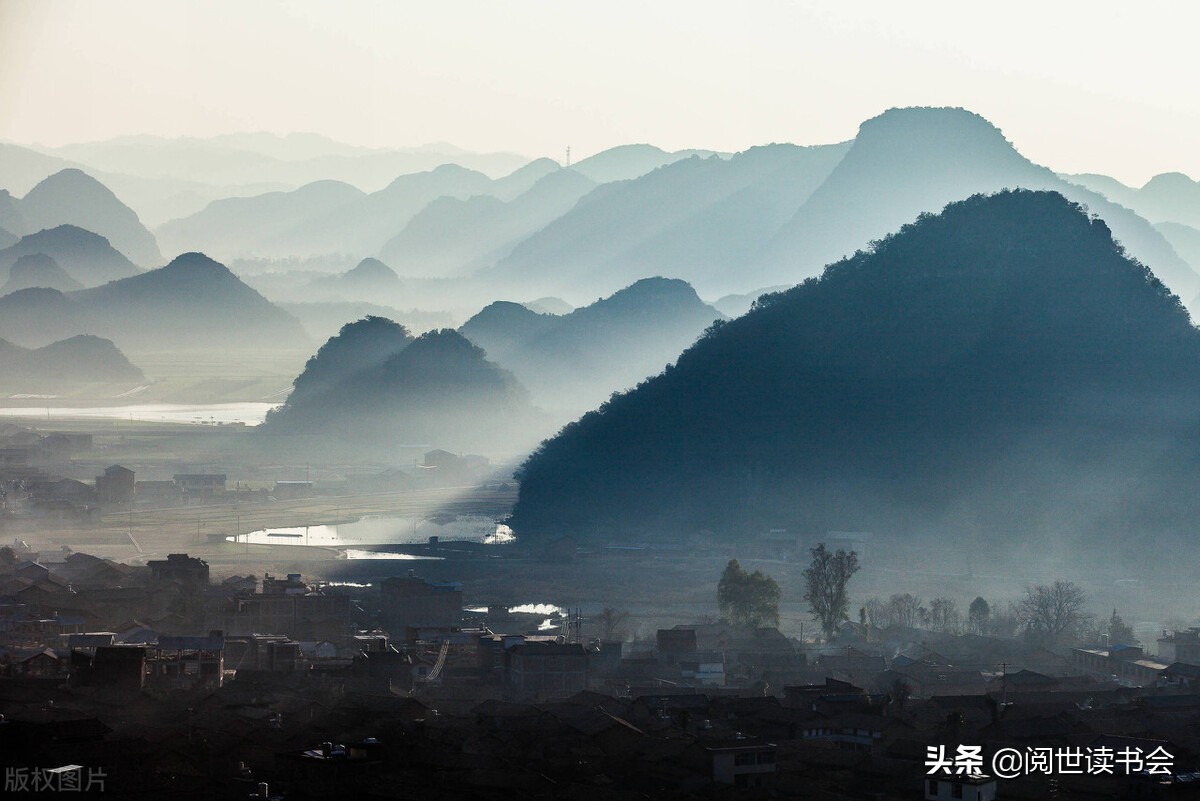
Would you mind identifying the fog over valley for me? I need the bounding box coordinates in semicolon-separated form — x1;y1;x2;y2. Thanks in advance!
4;3;1200;797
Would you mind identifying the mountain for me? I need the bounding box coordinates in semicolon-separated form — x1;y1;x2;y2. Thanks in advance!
263;327;543;457
460;277;724;411
0;335;144;391
0;252;309;352
523;297;573;315
18;169;162;266
304;256;403;299
711;285;794;318
489;144;849;299
509;190;1200;548
0;189;27;234
278;301;454;344
36;135;531;192
0;226;17;250
0;226;140;287
283;316;413;408
756;108;1199;301
156;180;366;260
1068;172;1200;231
1158;222;1200;276
263;164;498;258
571;144;722;183
0;253;84;295
378;168;597;277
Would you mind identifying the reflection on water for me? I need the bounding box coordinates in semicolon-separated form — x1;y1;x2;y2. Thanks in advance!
0;402;279;426
343;550;441;561
508;603;562;615
227;515;513;548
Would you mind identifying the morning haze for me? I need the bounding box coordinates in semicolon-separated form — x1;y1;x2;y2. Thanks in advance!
2;3;1200;798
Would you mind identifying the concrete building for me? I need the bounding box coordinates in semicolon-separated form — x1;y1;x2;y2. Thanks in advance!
379;573;462;640
925;774;997;801
148;553;210;586
173;473;226;502
504;640;588;700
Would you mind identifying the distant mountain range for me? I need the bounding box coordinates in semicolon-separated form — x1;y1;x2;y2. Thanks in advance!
0;334;144;392
1067;171;1200;230
0;252;309;353
262;322;544;456
510;190;1200;547
460;277;724;411
487;143;849;298
0;169;161;267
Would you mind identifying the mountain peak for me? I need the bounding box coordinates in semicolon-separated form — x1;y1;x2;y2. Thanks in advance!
344;257;399;283
161;251;236;279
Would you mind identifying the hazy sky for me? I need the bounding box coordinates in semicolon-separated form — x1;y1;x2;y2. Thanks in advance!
1;0;1197;185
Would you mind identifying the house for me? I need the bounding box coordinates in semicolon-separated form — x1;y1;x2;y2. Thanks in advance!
148;553;209;586
95;465;134;506
379;573;462;639
173;473;226;501
151;632;225;687
705;737;777;788
135;480;181;505
504;641;589;700
1158;628;1200;664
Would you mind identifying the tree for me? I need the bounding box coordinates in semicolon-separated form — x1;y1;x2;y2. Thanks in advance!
926;597;960;633
803;544;860;639
887;593;924;628
967;596;990;634
596;607;630;642
1016;581;1090;647
718;560;781;627
1107;609;1137;646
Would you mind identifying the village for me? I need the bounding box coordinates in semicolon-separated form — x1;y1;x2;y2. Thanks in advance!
4;422;1200;799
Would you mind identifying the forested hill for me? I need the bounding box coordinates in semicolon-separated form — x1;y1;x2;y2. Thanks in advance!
509;190;1200;548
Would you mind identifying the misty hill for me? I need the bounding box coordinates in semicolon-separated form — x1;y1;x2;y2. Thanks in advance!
757;108;1199;301
490;143;849;298
36;135;531;193
1;253;83;295
17;169;162;266
0;335;144;392
523;297;573;315
378;168;597;277
263;327;543;456
509;190;1200;547
571;144;723;183
277;301;454;344
1158;223;1200;277
0;226;17;251
0;253;309;352
284;316;413;407
261;164;502;258
461;277;724;410
712;285;794;318
305;257;403;301
1069;172;1200;230
156;180;366;260
0;226;140;287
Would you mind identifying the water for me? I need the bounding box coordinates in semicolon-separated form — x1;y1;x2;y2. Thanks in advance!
227;516;513;548
0;402;279;426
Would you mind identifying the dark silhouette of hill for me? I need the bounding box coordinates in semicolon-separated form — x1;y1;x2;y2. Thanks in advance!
1;253;83;295
18;169;162;266
305;257;403;301
461;277;724;411
283;316;413;408
757;108;1198;300
156;180;366;260
378;168;597;277
0;252;308;352
490;144;848;298
0;226;140;287
712;285;794;318
263;327;543;457
0;335;144;391
509;190;1200;549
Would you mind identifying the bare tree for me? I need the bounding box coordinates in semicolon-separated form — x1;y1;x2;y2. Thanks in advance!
1016;581;1090;647
596;607;630;642
803;544;860;639
926;597;960;633
887;593;924;628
